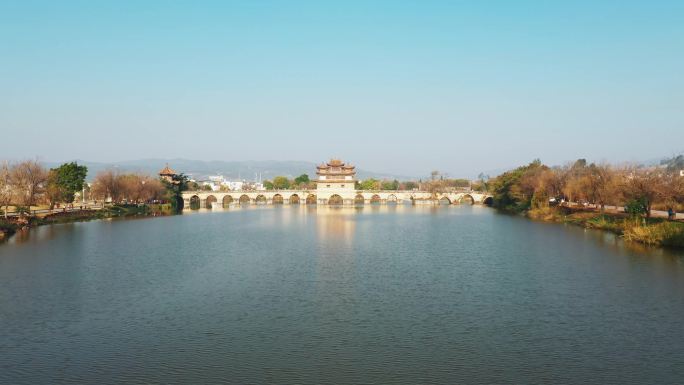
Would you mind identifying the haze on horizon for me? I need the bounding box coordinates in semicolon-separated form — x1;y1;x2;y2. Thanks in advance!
1;1;683;177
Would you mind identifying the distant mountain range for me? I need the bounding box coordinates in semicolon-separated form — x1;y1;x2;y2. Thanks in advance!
42;155;683;183
45;159;418;182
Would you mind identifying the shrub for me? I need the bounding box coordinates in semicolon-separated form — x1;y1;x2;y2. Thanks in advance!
0;219;19;236
623;221;684;247
585;215;623;233
624;198;647;216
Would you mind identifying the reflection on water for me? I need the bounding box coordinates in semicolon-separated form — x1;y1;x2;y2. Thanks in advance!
1;206;684;384
8;224;62;245
314;207;357;243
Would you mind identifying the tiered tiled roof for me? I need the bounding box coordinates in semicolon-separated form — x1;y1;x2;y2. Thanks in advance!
159;164;177;176
316;159;356;179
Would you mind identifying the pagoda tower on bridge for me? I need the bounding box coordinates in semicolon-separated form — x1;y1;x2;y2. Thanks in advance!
316;159;356;193
158;164;178;183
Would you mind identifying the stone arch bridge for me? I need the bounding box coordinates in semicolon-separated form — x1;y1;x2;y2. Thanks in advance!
181;190;493;209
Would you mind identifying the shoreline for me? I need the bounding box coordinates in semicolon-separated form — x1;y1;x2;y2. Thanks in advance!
520;206;684;249
0;204;173;242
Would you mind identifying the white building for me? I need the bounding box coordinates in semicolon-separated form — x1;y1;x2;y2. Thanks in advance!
208;175;226;184
201;181;221;192
226;181;244;191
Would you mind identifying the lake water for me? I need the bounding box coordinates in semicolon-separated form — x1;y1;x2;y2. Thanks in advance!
1;205;683;384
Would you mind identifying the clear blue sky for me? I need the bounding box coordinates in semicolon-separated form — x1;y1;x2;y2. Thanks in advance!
1;0;682;177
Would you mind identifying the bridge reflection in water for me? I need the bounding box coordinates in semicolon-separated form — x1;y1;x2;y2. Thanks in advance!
180;204;492;246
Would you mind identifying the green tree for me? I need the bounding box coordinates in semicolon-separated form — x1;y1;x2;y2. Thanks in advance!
572;159;587;170
49;162;88;204
263;180;274;190
161;173;189;214
294;174;310;185
488;160;546;212
381;179;399;190
624;198;648;216
272;176;291;190
359;178;379;190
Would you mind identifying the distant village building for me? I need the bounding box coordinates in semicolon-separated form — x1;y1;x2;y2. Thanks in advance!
159;164;178;183
316;159;356;193
201;181;221;192
201;175;259;191
226;181;245;191
202;175;227;191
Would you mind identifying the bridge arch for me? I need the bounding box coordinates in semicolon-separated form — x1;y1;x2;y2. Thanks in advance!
483;196;493;206
439;196;452;205
239;194;250;205
189;195;200;210
205;195;217;209
255;195;267;205
222;195;233;208
387;194;398;205
289;194;300;204
354;194;365;205
328;194;343;205
370;194;381;205
459;194;475;205
272;194;284;204
306;194;317;205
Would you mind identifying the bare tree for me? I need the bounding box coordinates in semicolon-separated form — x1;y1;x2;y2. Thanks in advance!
0;161;13;218
91;170;123;203
660;170;684;212
119;174;165;203
620;167;662;218
92;171;167;204
10;159;48;210
532;167;567;208
142;178;165;202
119;174;143;203
580;163;615;211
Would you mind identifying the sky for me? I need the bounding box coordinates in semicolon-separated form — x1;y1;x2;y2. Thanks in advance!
1;0;683;177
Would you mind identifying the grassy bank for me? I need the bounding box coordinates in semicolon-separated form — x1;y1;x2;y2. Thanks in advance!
1;204;174;240
527;206;684;248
